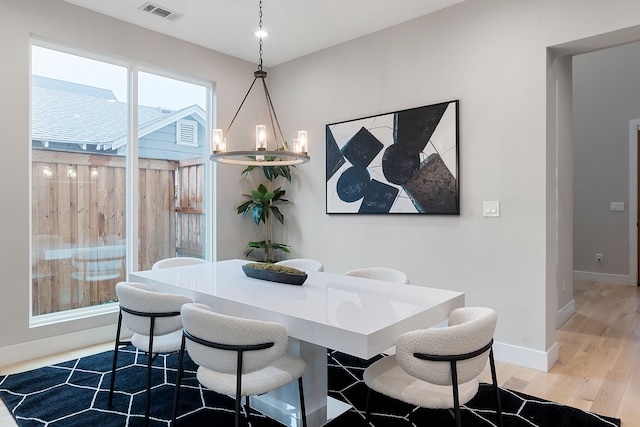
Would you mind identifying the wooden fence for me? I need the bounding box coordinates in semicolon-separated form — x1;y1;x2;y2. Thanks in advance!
31;150;205;315
175;157;205;258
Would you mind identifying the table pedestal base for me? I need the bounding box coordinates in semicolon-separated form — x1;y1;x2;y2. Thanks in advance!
250;395;351;427
250;339;351;427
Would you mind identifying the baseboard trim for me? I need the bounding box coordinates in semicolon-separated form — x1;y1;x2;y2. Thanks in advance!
0;325;116;368
573;270;631;285
493;340;558;372
556;299;575;327
2;328;560;374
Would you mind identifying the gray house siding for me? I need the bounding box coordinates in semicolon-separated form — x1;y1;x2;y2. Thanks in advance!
138;118;206;161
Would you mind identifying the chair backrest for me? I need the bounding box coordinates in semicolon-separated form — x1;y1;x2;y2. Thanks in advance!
72;245;126;280
344;267;409;284
152;256;207;270
275;258;324;272
181;303;288;374
395;307;497;386
115;282;192;336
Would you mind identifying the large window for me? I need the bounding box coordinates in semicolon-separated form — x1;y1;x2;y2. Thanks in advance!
30;44;210;319
137;72;208;270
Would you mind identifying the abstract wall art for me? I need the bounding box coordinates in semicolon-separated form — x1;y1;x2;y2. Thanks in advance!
326;100;459;214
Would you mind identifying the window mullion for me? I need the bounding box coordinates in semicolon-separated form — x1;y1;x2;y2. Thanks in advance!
126;66;139;275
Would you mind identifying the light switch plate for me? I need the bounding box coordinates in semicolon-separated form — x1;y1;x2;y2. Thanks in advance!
610;201;625;211
483;201;500;217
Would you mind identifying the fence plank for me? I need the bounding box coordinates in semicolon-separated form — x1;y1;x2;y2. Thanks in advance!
175;158;205;258
31;151;181;315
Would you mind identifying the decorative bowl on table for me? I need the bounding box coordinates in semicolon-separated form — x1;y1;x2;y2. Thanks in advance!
241;263;308;286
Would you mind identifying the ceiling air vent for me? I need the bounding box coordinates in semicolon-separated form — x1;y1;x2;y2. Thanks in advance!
138;2;183;22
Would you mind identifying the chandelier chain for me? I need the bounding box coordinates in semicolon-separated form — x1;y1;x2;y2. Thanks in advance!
258;0;264;71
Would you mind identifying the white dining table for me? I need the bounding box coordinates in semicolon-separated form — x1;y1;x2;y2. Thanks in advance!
129;259;464;427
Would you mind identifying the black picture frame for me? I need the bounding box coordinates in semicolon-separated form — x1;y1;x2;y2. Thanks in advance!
326;100;459;214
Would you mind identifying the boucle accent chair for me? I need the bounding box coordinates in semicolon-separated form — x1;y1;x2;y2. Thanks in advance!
344;267;410;284
172;303;308;427
275;258;324;272
151;256;207;270
363;307;503;427
71;245;126;282
109;282;193;426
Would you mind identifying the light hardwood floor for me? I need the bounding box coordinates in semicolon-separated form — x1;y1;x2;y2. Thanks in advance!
1;280;638;426
479;280;640;427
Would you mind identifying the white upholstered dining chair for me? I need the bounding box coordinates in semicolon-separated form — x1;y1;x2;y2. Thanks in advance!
275;258;324;272
363;307;503;427
109;282;193;426
344;266;410;284
152;256;207;270
71;245;126;282
70;244;126;304
172;303;308;427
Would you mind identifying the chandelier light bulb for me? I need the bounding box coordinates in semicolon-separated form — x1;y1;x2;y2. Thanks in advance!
256;125;267;151
212;128;225;152
297;130;308;154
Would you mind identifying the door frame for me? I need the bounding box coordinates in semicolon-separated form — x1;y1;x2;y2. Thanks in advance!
628;119;640;285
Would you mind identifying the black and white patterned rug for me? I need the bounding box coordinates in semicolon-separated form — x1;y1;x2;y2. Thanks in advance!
0;346;621;427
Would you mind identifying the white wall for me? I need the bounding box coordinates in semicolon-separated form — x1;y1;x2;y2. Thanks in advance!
573;41;640;283
4;0;640;371
0;0;253;363
269;0;640;370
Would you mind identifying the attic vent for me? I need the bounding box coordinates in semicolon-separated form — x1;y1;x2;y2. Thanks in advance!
176;119;198;147
138;2;183;22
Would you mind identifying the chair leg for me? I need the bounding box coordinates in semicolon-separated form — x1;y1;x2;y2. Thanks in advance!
171;334;187;427
365;387;372;422
452;389;462;427
234;389;241;427
489;349;504;427
108;311;123;406
235;351;244;427
450;361;462;427
298;377;308;427
245;396;250;426
144;317;156;427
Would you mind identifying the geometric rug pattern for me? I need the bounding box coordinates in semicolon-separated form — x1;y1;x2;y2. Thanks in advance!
0;346;621;427
327;350;621;427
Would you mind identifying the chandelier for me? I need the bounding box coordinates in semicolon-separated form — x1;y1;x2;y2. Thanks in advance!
210;0;310;166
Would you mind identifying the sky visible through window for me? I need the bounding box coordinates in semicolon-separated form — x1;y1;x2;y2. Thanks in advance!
31;45;206;111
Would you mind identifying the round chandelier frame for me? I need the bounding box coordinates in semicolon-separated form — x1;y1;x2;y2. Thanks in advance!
210;1;310;167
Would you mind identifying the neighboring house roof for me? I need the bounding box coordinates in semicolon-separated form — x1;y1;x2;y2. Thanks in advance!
111;104;205;150
31;75;205;154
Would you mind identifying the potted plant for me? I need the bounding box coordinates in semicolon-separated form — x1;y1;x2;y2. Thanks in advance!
236;163;293;263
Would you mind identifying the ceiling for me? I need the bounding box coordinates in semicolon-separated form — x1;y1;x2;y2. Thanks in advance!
62;0;466;67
